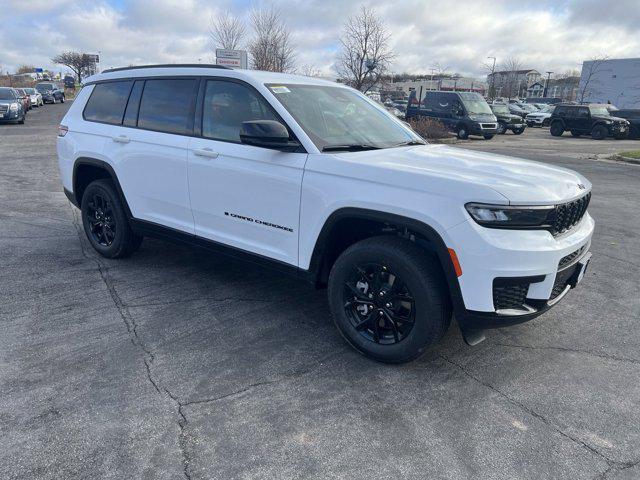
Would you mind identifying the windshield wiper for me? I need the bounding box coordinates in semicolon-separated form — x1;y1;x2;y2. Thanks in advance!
390;140;426;147
321;144;382;152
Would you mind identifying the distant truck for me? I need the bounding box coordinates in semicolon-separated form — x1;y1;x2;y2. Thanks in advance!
63;75;75;89
406;91;498;139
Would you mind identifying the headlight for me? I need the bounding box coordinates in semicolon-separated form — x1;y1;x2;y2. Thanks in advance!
465;203;554;229
9;103;19;111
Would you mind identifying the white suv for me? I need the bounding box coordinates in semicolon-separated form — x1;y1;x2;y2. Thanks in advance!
57;65;594;363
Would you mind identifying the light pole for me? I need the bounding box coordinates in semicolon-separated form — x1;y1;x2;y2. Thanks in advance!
487;56;496;99
543;71;553;97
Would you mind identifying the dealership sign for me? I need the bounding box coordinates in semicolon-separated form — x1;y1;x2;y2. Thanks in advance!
215;49;247;69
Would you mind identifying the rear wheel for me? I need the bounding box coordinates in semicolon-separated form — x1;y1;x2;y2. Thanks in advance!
328;236;451;363
60;95;65;103
496;122;506;134
81;179;143;258
550;121;564;137
591;125;607;140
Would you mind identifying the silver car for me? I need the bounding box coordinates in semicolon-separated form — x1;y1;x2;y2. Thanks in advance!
22;88;43;107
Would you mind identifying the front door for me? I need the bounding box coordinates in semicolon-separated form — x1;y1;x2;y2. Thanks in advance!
187;79;306;266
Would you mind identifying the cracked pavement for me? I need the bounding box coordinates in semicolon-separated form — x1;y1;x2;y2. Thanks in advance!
1;104;639;479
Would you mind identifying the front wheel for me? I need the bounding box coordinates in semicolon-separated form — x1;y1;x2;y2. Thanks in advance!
483;134;494;140
81;179;143;258
591;125;607;140
550;122;564;137
513;127;525;135
571;131;581;137
328;236;451;363
456;126;469;140
60;95;65;103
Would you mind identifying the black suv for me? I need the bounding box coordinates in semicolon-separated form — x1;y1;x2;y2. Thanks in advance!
549;104;629;140
490;104;526;135
614;109;640;139
36;82;65;104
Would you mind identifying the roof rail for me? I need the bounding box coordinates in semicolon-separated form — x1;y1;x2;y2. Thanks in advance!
101;64;231;74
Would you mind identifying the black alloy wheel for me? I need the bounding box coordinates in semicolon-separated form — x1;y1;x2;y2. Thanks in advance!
86;193;116;247
343;263;416;345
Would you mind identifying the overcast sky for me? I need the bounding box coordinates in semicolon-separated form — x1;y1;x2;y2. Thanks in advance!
2;0;639;79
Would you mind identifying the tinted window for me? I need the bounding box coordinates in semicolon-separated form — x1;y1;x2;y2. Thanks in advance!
577;107;589;118
84;81;133;125
0;88;15;100
138;79;196;135
202;80;278;142
123;80;144;127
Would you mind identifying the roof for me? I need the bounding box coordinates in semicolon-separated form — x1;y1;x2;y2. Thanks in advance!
83;64;340;88
490;69;539;75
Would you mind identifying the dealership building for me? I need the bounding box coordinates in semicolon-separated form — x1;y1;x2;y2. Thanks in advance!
579;57;640;108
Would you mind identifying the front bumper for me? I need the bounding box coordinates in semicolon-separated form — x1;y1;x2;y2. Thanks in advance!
444;212;595;329
0;108;22;121
468;122;498;135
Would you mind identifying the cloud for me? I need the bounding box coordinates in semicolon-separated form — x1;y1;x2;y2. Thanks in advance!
1;0;639;79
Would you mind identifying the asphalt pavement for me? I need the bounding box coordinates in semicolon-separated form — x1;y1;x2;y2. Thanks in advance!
1;103;639;479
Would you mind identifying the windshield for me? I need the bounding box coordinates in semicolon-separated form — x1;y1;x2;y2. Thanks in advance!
36;84;54;92
590;106;610;116
459;93;492;115
24;88;36;94
491;104;509;114
0;88;15;100
266;84;422;150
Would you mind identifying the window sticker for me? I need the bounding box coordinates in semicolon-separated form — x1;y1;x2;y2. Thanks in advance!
270;86;291;94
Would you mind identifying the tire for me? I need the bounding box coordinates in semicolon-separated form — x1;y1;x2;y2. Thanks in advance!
456;126;469;140
614;133;627;140
483;134;494;140
513;127;525;135
550;121;564;137
80;179;143;258
328;236;451;363
571;131;581;137
18;114;25;124
496;122;506;134
629;125;640;140
591;125;607;140
61;95;65;103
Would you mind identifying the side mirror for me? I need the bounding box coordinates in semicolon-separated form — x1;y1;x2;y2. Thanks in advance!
240;120;299;151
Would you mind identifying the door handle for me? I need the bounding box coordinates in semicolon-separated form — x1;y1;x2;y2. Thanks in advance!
193;148;219;159
112;135;130;144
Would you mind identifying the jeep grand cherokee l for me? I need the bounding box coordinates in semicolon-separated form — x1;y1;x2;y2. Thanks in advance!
57;65;594;363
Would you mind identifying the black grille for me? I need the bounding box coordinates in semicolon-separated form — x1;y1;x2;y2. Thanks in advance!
493;283;529;310
558;245;587;269
0;105;8;114
550;276;569;300
550;193;590;236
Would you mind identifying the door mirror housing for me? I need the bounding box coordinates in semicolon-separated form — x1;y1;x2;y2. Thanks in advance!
239;120;300;151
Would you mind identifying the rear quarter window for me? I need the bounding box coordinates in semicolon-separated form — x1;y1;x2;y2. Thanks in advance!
83;81;134;125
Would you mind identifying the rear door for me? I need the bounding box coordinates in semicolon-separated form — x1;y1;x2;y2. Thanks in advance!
574;107;591;133
187;78;306;266
99;77;198;233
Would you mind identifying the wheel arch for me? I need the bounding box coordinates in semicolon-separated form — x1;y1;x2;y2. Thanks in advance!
72;158;133;217
306;207;464;310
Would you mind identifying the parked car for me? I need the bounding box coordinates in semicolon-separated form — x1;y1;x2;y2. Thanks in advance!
392;99;408;112
526;105;555;127
406;91;497;139
64;75;75;89
385;105;405;119
508;103;528;118
550;104;630;140
22;87;43;107
58;65;595;362
614;109;640;139
14;88;32;111
490;104;526;134
36;82;65;104
524;97;562;105
0;87;26;124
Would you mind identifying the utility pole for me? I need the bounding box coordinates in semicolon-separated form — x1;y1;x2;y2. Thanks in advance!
543;71;553;97
487;56;496;99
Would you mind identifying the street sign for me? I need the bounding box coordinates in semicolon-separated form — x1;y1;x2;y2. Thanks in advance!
215;49;247;69
85;54;99;63
34;67;43;73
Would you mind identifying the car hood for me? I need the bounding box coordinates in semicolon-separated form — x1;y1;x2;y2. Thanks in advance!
316;144;591;205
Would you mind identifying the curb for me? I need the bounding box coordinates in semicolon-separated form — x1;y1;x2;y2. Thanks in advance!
600;154;640;165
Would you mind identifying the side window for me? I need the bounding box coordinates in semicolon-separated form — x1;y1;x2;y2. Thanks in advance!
555;107;566;117
202;80;278;143
577;107;589;118
123;80;144;127
137;78;197;135
83;81;134;125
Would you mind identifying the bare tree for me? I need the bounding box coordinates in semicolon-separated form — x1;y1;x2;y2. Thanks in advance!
52;52;94;82
248;7;295;72
297;64;322;77
578;56;608;103
16;65;35;74
336;6;394;93
210;11;246;52
497;57;523;99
